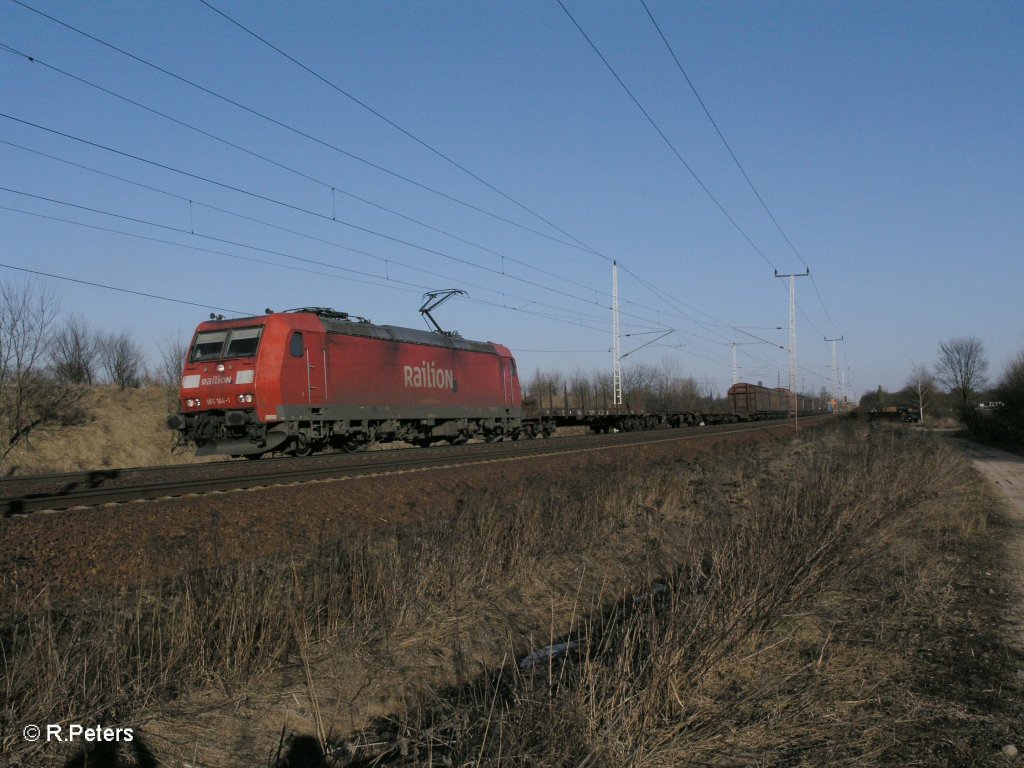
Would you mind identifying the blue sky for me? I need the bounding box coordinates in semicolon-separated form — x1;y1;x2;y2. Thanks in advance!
1;0;1021;398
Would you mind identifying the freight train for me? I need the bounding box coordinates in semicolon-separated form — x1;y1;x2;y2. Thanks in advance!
168;308;822;458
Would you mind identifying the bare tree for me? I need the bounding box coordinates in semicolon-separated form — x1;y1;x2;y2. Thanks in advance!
569;367;592;411
155;334;189;389
155;333;189;413
526;369;566;409
50;314;100;385
0;280;87;463
935;336;988;417
99;330;145;390
905;363;936;423
698;375;719;409
623;362;658;411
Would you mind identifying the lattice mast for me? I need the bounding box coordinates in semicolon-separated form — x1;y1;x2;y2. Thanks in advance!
774;269;809;428
612;261;622;407
825;336;843;413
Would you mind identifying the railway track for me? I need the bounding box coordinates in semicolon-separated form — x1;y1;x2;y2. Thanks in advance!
0;416;832;515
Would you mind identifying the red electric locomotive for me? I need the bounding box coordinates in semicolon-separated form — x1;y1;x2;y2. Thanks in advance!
168;308;523;457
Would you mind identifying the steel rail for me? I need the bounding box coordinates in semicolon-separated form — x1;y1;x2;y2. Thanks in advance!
1;417;831;516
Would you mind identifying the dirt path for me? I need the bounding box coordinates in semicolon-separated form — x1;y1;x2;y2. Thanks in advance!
957;439;1024;653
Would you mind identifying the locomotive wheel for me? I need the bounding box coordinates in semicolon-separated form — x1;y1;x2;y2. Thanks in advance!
293;436;315;457
243;452;264;460
342;439;363;453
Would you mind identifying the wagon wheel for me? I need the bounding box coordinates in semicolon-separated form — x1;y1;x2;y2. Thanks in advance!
342;438;363;453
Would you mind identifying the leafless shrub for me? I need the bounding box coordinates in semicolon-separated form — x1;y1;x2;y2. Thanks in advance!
154;334;189;390
50;314;100;385
978;349;1024;444
99;330;146;390
0;280;88;464
527;359;727;413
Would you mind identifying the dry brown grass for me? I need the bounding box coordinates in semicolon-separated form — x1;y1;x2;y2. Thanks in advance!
341;426;1017;766
2;423;1018;766
0;385;219;475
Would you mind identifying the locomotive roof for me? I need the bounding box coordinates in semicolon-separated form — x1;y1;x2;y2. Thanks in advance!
201;310;504;355
316;315;500;355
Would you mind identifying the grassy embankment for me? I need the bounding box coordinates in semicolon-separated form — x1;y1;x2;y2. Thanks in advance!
2;421;1020;766
1;386;206;476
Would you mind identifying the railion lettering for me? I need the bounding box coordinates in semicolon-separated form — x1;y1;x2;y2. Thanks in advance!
403;362;455;390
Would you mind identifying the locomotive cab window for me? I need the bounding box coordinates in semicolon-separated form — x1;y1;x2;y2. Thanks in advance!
224;326;263;358
289;332;304;357
190;331;228;362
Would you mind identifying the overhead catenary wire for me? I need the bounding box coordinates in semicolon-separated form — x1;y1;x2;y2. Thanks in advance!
0;140;673;336
0;112;627;317
555;0;779;272
0;204;617;336
554;0;840;375
0;261;249;315
5;1;810;380
197;0;815;378
195;0;611;262
639;0;842;335
5;2;604;257
3;3;779;348
0;188;625;337
0;42;607;299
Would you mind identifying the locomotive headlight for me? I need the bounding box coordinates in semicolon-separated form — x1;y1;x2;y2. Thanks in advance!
237;393;254;403
216;363;225;372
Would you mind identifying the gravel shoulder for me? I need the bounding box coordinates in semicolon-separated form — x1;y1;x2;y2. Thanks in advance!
958;439;1024;649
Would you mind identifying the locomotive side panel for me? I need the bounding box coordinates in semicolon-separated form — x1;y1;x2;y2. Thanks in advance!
310;332;512;420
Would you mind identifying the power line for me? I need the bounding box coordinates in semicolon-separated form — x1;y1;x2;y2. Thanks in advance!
1;137;680;336
6;1;604;256
6;1;808;374
0;113;622;316
5;4;785;355
0;203;428;295
0;186;630;336
196;0;610;262
556;0;778;271
0;201;625;337
0;261;249;314
0;41;606;299
556;0;841;365
0;51;748;353
639;0;842;334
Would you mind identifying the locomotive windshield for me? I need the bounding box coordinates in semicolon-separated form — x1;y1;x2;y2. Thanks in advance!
190;326;263;362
